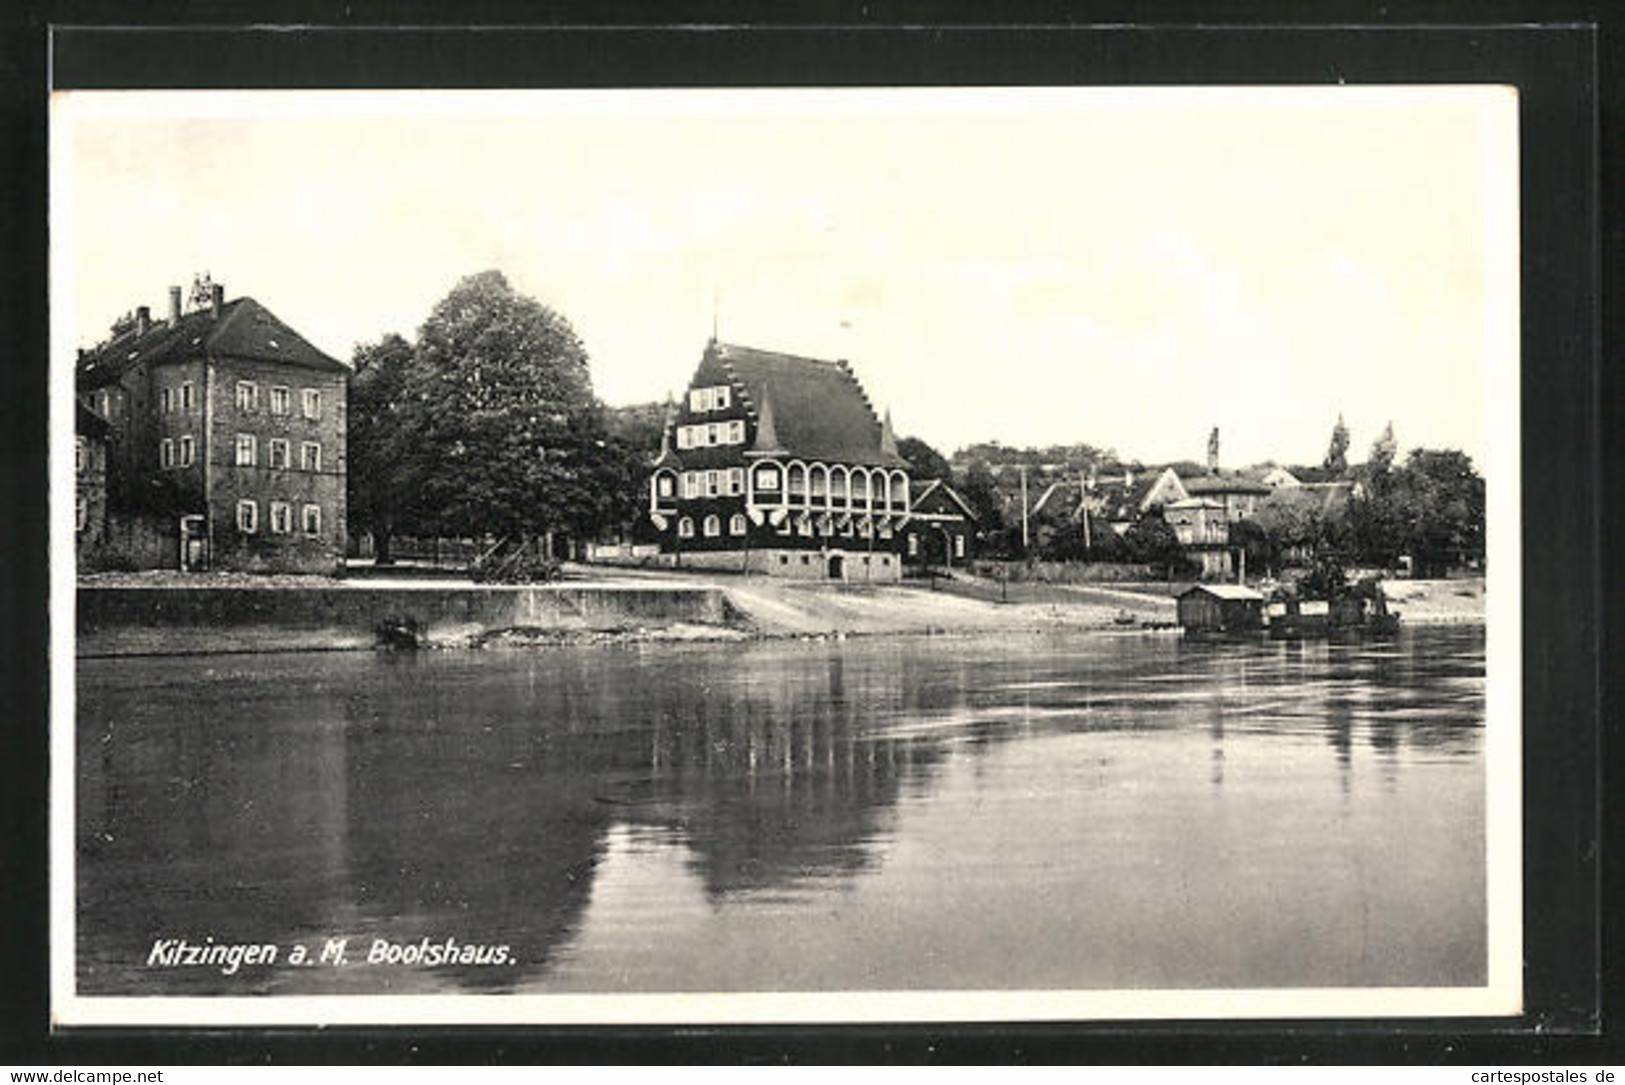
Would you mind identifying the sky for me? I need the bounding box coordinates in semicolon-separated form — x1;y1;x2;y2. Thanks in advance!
52;87;1517;469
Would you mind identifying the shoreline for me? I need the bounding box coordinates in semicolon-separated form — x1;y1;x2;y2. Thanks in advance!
73;575;1484;658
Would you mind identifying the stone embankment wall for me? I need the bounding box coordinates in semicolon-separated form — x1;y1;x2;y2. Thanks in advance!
77;585;742;656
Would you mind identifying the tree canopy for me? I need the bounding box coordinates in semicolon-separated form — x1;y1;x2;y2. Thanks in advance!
1322;413;1350;476
347;270;644;551
897;435;952;481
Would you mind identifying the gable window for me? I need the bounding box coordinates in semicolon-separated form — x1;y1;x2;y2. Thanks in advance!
236;500;258;533
270;386;291;416
754;466;780;491
301;389;322;419
908;534;919;556
235;380;258;412
160;438;175;469
300;442;321;472
269;501;292;534
727;468;744;496
178;435;195;467
269;438;290;469
656;474;674;498
954;535;966;558
301;503;321;536
181;381;195;412
235;433;257;466
703;514;721;537
677;516;695;538
729;513;747;536
160;387;174;413
688;385;731;412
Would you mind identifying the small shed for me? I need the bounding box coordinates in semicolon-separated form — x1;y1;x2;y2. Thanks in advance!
1176;584;1265;633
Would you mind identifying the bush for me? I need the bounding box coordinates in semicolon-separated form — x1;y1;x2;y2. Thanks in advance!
471;551;563;584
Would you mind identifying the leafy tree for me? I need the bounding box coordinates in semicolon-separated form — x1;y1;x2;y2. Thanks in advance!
347;334;417;563
362;270;626;553
603;400;672;454
1229;517;1278;578
958;458;1006;533
1124;512;1191;578
1323;412;1350;476
897;435;952;481
1368;420;1398;480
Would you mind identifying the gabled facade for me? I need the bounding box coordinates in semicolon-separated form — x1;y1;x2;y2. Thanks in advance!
75;279;349;573
903;479;976;568
647;340;912;581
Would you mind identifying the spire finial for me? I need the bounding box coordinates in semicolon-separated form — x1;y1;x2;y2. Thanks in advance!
711;285;719;342
880;407;899;457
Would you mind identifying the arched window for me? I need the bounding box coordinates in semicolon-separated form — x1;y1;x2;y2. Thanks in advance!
810;464;829;499
891;471;910;510
729;514;748;536
677;517;694;538
831;466;849;506
851;469;870;502
788;463;808;501
703;514;721;537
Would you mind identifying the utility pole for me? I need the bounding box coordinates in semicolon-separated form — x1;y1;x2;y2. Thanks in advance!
1079;470;1091;552
1019;464;1030;553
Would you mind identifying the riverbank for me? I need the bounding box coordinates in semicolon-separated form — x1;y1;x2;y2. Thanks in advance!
72;571;1482;656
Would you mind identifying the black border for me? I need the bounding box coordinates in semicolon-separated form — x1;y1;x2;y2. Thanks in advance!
3;8;1612;1066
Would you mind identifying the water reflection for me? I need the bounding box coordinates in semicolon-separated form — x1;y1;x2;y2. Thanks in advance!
77;628;1486;995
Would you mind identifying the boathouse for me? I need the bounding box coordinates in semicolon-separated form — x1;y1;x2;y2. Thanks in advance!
646;340;913;581
1176;584;1265;633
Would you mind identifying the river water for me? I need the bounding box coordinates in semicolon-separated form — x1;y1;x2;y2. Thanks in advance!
76;627;1485;996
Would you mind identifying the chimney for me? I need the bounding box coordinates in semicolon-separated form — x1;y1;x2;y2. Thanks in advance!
210;282;224;318
135;306;151;335
169;286;182;325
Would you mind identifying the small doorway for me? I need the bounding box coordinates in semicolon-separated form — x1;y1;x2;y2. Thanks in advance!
179;515;208;572
827;554;844;580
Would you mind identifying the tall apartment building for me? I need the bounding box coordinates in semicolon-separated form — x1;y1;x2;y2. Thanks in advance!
75;279;349;573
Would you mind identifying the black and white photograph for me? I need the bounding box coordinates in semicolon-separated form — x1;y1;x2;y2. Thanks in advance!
51;85;1521;1025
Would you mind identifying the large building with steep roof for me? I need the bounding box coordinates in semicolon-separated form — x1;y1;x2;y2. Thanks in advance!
75;278;349;573
647;340;916;580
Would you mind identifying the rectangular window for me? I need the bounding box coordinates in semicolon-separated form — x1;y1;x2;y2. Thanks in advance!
181;381;195;412
955;535;966;558
178;435;195;467
300;442;321;471
728;468;744;496
160;438;175;468
657;475;674;498
689;388;707;412
235;381;258;412
754;467;779;491
236;499;258;533
707;423;720;446
270;386;291;416
75;438;86;472
908;534;919;556
76;495;87;532
270;501;292;534
302;504;321;536
160;387;174;413
728;420;744;444
706;470;720;497
676;426;691;450
269;438;290;469
301;388;321;419
715;386;730;410
235;433;256;466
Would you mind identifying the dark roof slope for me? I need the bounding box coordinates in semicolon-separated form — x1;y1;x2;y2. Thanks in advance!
77;297;348;390
711;341;907;468
1184;472;1272;496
